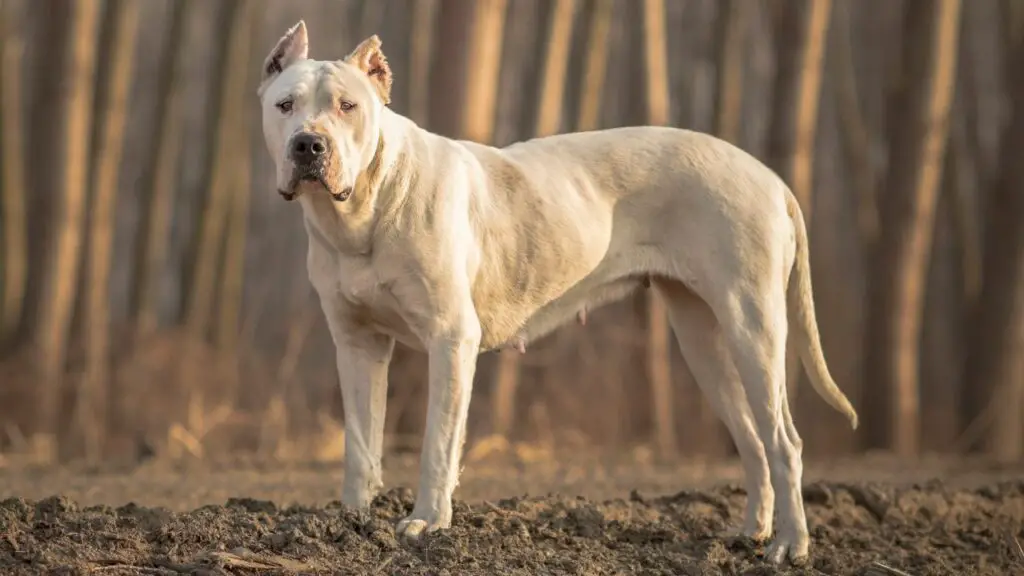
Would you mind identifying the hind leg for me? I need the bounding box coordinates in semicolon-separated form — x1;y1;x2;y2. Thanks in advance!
656;281;774;541
713;287;809;564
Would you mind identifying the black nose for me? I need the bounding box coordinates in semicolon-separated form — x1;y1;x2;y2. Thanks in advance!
290;132;327;165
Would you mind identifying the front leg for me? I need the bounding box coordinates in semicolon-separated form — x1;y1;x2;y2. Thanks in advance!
397;312;481;540
320;296;395;509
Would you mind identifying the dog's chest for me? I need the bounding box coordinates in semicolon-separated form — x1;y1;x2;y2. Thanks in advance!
308;243;423;349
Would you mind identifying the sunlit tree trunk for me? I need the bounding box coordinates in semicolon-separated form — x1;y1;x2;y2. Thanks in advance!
575;0;613;134
460;0;508;143
641;0;675;459
961;0;1024;462
698;0;750;458
78;0;140;461
436;0;516;430
492;0;574;439
713;0;749;145
765;0;831;419
863;0;962;455
182;0;247;339
177;0;250;436
408;0;437;127
427;0;474;138
831;0;878;250
0;0;27;345
130;0;193;337
766;0;831;223
33;0;101;445
215;0;258;352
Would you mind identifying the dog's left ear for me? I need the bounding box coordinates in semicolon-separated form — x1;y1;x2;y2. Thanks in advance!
344;35;392;105
259;21;308;94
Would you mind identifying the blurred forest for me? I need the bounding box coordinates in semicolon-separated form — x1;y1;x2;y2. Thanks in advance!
0;0;1022;469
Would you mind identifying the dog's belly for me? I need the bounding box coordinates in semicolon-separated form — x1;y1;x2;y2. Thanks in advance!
517;275;644;346
476;250;654;352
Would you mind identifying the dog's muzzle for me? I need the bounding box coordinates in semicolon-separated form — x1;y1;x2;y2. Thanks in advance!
280;131;351;203
290;131;328;167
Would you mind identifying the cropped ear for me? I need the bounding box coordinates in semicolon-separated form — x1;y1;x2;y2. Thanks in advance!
259;21;308;92
344;35;393;105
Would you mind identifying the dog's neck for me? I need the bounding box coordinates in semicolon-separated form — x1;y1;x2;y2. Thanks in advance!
298;107;413;257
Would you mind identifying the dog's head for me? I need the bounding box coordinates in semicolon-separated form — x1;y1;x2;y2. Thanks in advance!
257;21;392;202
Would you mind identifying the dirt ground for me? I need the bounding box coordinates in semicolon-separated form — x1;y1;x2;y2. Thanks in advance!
1;452;1023;575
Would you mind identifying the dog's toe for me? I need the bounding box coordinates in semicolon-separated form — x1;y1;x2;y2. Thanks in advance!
762;531;809;566
396;515;445;542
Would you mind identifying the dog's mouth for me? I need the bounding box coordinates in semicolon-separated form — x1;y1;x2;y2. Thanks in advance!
280;169;352;203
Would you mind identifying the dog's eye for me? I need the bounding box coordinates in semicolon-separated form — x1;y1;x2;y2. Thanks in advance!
276;98;294;114
339;101;356;112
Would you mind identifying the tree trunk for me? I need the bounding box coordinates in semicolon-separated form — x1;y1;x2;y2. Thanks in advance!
408;0;437;127
534;0;576;137
182;0;248;339
176;0;249;438
490;0;572;439
461;0;508;143
0;0;27;345
215;0;258;352
698;0;751;458
766;0;832;222
436;0;513;436
641;0;675;459
961;2;1024;462
78;0;140;462
765;0;831;423
831;0;879;251
130;0;193;337
33;0;101;445
713;0;750;144
575;0;613;133
862;0;962;455
428;0;474;138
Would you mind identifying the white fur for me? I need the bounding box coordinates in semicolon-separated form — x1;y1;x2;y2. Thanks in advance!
257;22;859;565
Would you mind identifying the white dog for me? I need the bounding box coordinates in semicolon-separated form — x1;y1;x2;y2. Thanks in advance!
256;22;858;565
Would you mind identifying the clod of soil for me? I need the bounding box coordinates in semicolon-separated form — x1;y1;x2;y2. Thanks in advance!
1;481;1023;575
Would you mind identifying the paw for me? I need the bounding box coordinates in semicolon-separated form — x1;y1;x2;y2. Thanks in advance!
396;513;448;541
723;522;772;550
724;512;772;543
762;528;809;565
737;523;772;544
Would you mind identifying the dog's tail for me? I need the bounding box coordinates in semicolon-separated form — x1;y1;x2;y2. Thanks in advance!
786;194;859;430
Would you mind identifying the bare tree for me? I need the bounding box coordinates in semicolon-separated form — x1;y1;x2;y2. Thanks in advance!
408;0;437;127
441;0;512;434
642;0;675;459
427;0;474;137
491;0;575;439
215;0;259;352
961;0;1024;462
699;0;751;457
175;0;250;437
461;0;508;143
78;0;140;461
713;0;750;144
575;0;614;133
863;0;962;455
182;0;249;340
130;0;194;337
0;0;26;344
766;0;832;223
830;0;878;250
33;0;101;444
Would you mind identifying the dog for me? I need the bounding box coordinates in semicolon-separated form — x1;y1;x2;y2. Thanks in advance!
256;21;859;565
